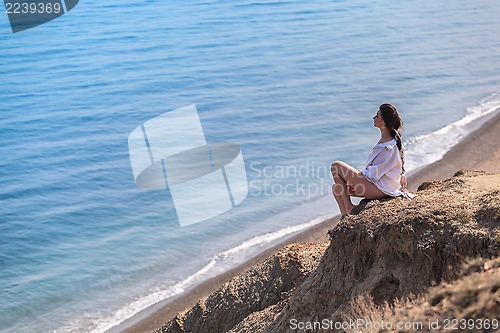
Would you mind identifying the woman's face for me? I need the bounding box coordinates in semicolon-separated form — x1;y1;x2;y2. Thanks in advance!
373;109;385;128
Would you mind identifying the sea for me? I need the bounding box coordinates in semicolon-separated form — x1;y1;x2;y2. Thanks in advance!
1;1;500;332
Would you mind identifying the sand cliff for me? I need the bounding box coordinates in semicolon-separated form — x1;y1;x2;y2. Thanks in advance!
156;170;499;333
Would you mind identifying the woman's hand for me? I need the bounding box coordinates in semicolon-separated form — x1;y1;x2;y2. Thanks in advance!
347;184;356;196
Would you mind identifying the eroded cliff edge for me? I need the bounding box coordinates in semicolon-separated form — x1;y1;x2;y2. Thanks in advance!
157;170;499;333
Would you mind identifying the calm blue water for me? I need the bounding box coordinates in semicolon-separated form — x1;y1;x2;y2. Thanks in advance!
1;1;500;332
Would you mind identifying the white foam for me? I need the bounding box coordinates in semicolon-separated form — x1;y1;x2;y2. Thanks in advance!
404;92;500;173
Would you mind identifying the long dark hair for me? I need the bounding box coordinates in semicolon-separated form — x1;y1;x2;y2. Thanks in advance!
379;103;405;174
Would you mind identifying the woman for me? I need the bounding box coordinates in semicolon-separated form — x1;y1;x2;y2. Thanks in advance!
331;103;414;216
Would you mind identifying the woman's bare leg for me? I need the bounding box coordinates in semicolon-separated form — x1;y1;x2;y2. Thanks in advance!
331;160;387;215
331;184;347;215
331;162;355;215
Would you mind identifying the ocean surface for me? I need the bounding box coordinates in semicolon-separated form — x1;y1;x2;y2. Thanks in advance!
1;1;500;332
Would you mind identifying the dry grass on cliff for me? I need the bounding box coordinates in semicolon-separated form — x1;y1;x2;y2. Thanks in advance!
344;258;500;333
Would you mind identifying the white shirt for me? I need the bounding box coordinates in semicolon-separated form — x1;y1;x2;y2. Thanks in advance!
361;138;404;196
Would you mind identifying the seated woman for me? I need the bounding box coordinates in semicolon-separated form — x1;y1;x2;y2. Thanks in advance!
331;103;414;216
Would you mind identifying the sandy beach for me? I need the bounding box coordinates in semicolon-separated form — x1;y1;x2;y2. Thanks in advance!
110;110;500;333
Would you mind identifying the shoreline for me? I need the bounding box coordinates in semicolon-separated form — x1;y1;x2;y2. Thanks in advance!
109;109;500;333
109;215;338;333
406;109;500;191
